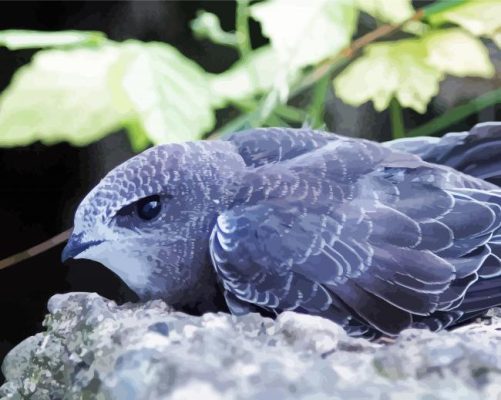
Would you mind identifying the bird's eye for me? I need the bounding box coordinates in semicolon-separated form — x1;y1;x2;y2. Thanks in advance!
136;195;162;220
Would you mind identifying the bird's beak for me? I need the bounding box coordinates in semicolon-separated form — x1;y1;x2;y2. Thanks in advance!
61;232;103;262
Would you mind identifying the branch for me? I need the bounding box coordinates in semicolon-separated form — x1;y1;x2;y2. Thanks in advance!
291;9;425;97
0;228;72;271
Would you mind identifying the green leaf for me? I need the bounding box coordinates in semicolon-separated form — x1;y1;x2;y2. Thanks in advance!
308;74;330;128
0;30;106;50
250;0;358;70
0;40;215;148
389;98;405;139
355;0;414;24
422;0;470;19
274;104;308;124
333;40;443;113
190;11;237;48
0;45;128;147
118;41;215;144
407;88;501;137
209;46;285;107
429;0;501;44
333;26;496;113
424;29;494;78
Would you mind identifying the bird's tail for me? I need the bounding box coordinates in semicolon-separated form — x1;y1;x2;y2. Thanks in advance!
457;230;501;312
387;124;501;325
385;122;501;186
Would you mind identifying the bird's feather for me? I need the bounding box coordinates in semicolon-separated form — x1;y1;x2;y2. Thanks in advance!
212;130;501;336
385;122;501;185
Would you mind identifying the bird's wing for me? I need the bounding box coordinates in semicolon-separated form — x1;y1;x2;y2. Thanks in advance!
385;122;501;185
224;127;338;167
210;138;501;336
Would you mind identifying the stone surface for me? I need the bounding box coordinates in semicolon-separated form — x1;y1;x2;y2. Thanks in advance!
1;292;500;400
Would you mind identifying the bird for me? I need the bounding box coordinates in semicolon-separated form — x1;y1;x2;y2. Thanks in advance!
62;122;501;338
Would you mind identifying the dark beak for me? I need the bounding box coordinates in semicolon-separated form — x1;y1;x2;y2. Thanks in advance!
61;233;103;262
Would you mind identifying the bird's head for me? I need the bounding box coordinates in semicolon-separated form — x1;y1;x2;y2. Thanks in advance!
62;140;244;304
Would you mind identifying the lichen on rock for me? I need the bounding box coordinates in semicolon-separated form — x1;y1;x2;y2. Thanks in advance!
1;292;500;399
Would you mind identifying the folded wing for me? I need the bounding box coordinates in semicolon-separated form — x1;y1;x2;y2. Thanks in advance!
210;138;501;337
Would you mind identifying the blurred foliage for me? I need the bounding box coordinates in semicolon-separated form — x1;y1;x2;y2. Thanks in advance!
0;0;500;150
334;28;494;113
0;30;105;50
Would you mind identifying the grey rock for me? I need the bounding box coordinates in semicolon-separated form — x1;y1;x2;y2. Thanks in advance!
1;292;501;400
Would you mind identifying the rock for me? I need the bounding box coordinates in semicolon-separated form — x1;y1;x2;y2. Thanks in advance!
1;292;500;400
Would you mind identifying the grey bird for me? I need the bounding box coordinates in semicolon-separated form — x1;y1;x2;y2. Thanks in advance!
62;122;501;338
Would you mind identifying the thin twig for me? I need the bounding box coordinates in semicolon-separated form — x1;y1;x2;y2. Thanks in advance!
0;227;72;270
292;9;425;97
345;9;424;57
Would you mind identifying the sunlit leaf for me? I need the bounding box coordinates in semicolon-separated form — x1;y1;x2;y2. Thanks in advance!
355;0;413;23
250;0;358;69
429;0;501;44
209;46;293;107
334;23;497;114
0;45;128;147
424;29;494;78
333;40;442;113
0;29;106;50
118;41;215;144
0;41;215;147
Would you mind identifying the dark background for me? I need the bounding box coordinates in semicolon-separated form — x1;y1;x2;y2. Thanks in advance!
0;1;499;383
